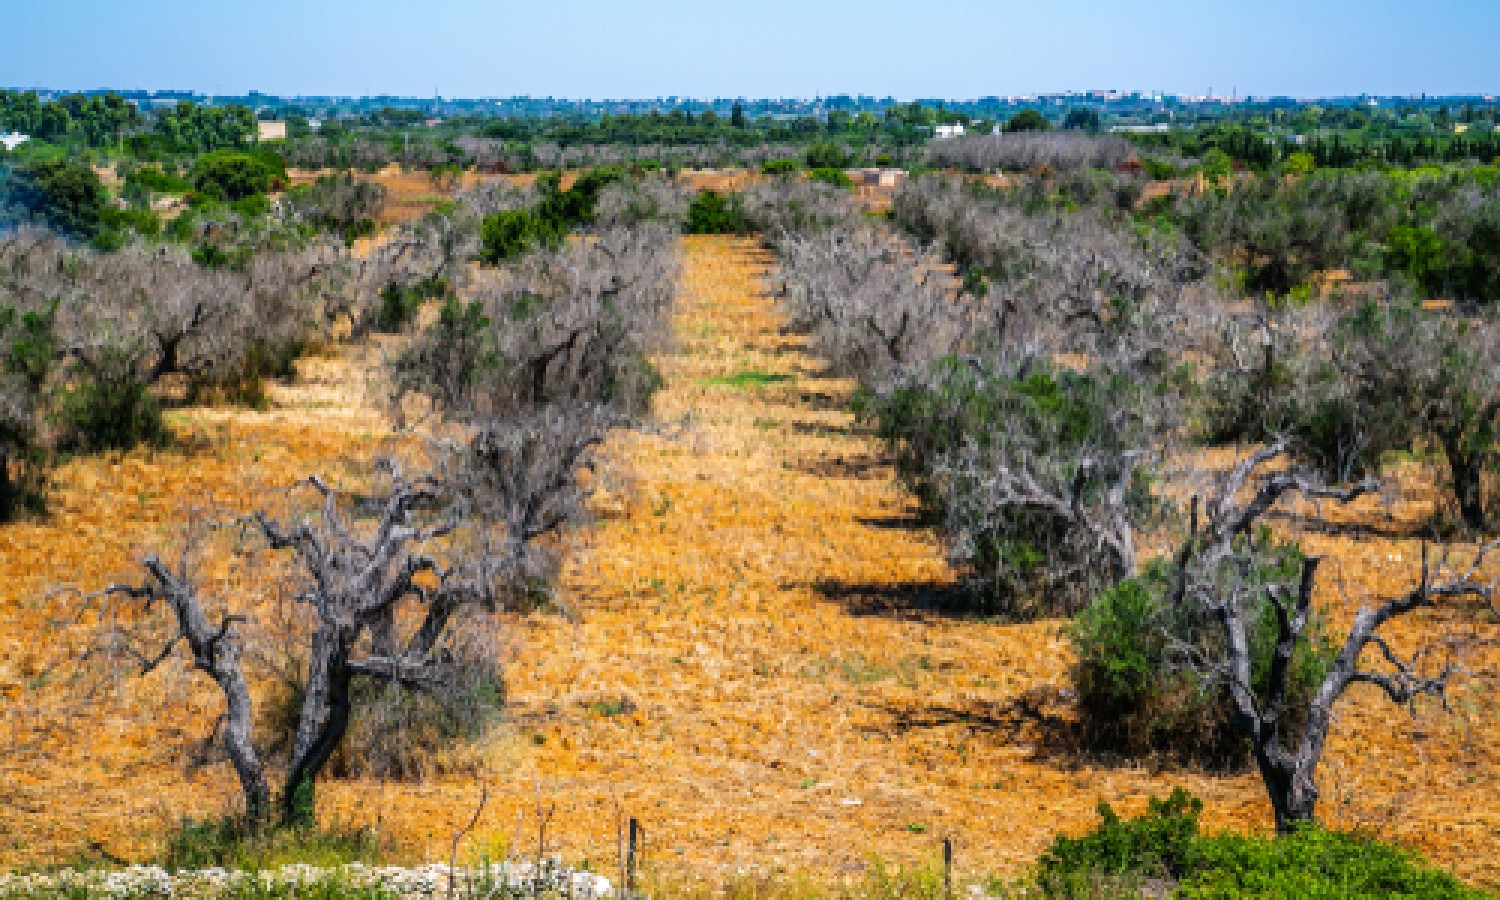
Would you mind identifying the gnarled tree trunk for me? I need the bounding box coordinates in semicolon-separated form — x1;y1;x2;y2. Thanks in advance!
280;622;355;826
1442;431;1490;533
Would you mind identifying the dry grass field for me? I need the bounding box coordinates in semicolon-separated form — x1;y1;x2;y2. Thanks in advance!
2;236;1498;889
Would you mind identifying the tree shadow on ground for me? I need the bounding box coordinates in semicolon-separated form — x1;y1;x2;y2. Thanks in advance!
791;389;853;414
1263;508;1436;541
809;578;979;620
869;689;1229;774
854;513;927;530
866;689;1082;762
793;453;889;481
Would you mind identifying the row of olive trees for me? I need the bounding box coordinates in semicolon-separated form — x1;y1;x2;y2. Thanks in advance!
0;227;410;517
1176;167;1500;301
764;171;1498;831
778;174;1218;615
925;132;1136;173
1201;287;1500;533
282;134;920;175
897;173;1500;534
76;174;683;829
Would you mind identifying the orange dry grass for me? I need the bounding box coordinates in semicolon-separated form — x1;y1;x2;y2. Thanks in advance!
677;170;761;194
0;346;399;861
1;237;1498;887
286;167;457;226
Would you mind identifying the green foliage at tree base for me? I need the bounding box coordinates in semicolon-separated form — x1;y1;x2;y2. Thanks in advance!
478;208;563;264
375;276;449;333
1069;543;1334;768
54;375;165;453
159;817;395;874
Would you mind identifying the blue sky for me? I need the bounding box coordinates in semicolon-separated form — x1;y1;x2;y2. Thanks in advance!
2;0;1497;99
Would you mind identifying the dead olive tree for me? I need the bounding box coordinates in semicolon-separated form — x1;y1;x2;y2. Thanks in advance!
925;132;1135;173
90;462;512;827
774;225;963;383
386;219;677;614
836;176;1220;614
740;177;861;242
593;176;689;230
1205;287;1500;532
393;223;678;421
1171;441;1495;831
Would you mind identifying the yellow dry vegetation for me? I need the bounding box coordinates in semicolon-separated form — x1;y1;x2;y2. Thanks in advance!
0;236;1497;887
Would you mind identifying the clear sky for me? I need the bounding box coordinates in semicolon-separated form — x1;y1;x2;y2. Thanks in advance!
2;0;1496;100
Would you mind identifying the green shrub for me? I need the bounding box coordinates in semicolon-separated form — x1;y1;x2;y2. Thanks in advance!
1039;791;1484;899
478;208;561;264
808;167;854;189
761;158;799;175
99;205;162;238
1070;540;1334;767
10;158;108;238
124;165;192;195
0;299;56;521
190;150;276;202
1005;109;1051;133
53;368;164;453
375;276;449;333
1180;828;1485;899
804;141;852;170
1041;789;1204;881
684;189;747;234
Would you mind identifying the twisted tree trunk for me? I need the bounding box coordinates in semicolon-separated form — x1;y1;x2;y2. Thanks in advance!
280;622;355;826
1442;431;1489;533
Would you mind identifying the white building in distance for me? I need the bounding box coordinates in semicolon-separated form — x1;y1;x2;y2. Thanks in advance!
256;121;288;142
1;132;31;151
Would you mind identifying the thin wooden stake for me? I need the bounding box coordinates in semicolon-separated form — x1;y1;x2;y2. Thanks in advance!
943;837;953;899
626;817;641;896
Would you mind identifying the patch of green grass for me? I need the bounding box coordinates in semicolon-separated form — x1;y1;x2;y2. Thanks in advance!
157;817;397;873
698;370;794;389
586;699;630;717
838;653;895;684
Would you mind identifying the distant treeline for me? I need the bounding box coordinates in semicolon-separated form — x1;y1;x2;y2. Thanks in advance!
0;90;255;154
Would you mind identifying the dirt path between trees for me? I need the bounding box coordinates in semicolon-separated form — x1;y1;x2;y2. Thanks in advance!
2;235;1497;888
476;235;1500;885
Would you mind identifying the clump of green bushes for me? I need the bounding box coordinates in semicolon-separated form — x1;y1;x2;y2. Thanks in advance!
808;167;854;189
375;275;449;332
1037;789;1483;898
684;189;748;234
477;167;628;263
1068;538;1334;768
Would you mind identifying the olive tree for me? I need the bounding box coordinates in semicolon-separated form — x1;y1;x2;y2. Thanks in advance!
774;225;961;382
1168;442;1495;831
924;132;1134;173
757;172;1231;615
1206;288;1500;532
89;461;515;826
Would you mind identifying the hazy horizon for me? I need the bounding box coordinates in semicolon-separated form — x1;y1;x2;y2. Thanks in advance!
3;0;1497;101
